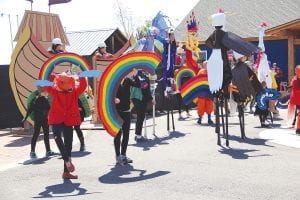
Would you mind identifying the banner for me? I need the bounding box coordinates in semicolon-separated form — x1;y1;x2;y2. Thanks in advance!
49;0;71;5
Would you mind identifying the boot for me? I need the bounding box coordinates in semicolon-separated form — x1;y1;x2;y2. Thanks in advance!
197;117;202;124
65;159;75;172
79;137;85;151
62;172;78;179
208;114;214;125
296;112;300;134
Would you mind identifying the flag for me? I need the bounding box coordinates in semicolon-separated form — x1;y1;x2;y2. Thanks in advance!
49;0;71;5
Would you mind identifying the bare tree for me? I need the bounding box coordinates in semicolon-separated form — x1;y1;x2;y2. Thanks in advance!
114;0;134;38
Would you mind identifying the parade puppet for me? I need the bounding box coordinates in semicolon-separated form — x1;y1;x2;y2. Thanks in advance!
196;61;214;125
288;65;300;134
162;28;177;85
231;51;263;137
185;11;200;74
205;10;259;146
256;22;272;88
37;72;87;179
36;52;100;179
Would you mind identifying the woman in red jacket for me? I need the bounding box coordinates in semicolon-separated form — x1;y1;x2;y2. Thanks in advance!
289;65;300;134
43;73;87;179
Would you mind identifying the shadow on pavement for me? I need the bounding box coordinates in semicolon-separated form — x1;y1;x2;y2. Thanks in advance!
22;153;60;165
71;151;92;158
99;164;170;184
226;134;274;147
4;134;55;147
33;179;95;198
218;147;271;160
129;131;188;151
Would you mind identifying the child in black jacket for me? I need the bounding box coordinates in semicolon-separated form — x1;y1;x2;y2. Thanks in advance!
114;68;140;165
22;88;55;158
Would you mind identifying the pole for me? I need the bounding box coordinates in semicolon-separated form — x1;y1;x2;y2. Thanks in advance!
31;2;33;11
224;97;229;147
150;75;157;136
8;14;13;52
152;94;156;135
215;97;221;145
143;114;147;139
16;15;19;29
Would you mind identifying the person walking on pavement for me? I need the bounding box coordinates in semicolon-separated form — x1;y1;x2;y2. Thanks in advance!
196;61;214;125
131;70;154;142
22;87;55;159
42;73;87;179
114;68;140;165
74;98;85;151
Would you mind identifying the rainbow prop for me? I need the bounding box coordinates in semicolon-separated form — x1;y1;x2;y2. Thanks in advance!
174;67;196;91
38;52;92;80
180;74;213;105
97;52;160;137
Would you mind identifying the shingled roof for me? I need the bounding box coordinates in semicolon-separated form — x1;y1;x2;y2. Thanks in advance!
175;0;300;42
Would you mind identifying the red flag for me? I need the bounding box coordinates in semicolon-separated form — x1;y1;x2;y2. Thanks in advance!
49;0;71;5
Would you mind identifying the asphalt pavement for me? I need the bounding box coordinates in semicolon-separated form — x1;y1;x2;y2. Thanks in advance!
0;109;300;200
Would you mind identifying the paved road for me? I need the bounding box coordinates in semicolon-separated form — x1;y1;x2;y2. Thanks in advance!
0;109;300;200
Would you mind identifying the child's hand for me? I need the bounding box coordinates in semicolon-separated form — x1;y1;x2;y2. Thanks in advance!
115;98;120;104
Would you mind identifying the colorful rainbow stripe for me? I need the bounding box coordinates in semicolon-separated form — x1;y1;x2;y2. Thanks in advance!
97;52;161;137
180;74;213;105
174;67;196;91
38;52;92;80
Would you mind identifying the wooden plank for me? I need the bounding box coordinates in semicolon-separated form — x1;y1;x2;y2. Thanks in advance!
288;35;295;82
294;39;300;45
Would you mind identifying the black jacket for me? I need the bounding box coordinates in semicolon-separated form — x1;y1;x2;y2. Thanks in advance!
116;76;140;111
25;95;50;123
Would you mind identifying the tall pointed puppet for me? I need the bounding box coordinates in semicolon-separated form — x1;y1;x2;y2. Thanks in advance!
185;11;200;74
256;22;272;88
205;9;259;146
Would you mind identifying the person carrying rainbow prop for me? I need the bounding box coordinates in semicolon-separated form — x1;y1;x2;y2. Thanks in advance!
196;61;214;125
36;52;100;179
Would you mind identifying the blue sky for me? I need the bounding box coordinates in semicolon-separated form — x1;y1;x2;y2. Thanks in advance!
0;0;199;64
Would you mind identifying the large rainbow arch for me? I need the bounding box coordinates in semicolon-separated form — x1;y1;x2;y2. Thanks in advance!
97;52;160;137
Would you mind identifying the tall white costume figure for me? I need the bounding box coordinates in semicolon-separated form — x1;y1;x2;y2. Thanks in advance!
257;22;272;88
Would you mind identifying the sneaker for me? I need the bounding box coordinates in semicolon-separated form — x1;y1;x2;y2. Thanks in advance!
134;135;147;143
296;129;300;135
30;152;37;159
122;155;133;163
62;172;78;179
45;150;56;157
65;160;75;172
197;117;202;125
116;155;126;165
80;144;86;152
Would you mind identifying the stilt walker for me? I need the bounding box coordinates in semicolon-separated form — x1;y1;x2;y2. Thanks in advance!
206;10;259;146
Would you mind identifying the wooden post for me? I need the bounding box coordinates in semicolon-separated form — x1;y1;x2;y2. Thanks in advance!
92;55;100;124
288;35;295;82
